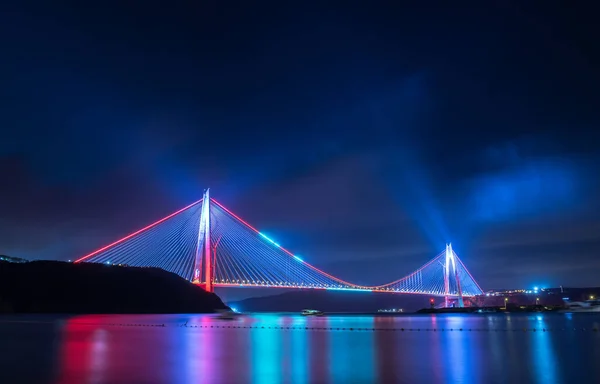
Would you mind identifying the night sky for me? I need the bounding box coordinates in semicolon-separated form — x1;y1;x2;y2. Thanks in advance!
2;2;600;291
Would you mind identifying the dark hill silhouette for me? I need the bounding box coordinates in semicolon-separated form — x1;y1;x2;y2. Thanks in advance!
228;289;436;313
0;260;228;314
0;254;28;263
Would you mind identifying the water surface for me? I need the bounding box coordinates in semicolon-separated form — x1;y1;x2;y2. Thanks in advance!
1;313;599;383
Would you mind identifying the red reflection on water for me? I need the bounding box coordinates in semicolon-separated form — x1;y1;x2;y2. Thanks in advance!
190;315;251;383
374;317;399;382
55;316;175;384
191;316;217;382
55;317;94;384
309;318;330;384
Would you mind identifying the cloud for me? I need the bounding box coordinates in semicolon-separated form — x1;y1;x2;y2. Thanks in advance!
468;159;580;222
461;136;599;225
215;153;427;263
0;155;185;260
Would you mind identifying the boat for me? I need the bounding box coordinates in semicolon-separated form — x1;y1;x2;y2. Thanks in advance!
301;309;324;316
562;300;600;312
216;309;244;320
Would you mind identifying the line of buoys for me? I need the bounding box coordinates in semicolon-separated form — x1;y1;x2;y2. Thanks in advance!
70;323;600;333
104;323;166;327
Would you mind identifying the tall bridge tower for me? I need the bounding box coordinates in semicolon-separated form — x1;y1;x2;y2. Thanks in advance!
192;189;214;292
444;244;464;308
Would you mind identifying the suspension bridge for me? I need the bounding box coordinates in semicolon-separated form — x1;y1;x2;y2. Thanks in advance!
74;189;483;306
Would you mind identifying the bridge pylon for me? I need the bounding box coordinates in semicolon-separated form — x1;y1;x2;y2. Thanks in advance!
444;243;464;308
192;188;213;292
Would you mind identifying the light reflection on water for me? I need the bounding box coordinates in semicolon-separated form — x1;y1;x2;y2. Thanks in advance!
533;315;559;384
0;313;599;383
330;316;374;382
289;316;308;384
252;320;281;383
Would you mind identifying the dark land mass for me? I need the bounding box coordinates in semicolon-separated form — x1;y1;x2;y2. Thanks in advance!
0;261;229;314
0;255;27;263
539;287;600;302
228;290;440;313
417;304;564;314
475;288;598;307
230;287;598;314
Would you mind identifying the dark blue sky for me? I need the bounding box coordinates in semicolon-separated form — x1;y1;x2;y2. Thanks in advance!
1;1;599;289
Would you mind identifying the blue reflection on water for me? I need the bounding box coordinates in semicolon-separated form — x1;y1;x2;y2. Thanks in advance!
532;315;559;384
437;316;475;383
290;316;308;384
329;316;375;382
487;315;505;380
251;316;281;384
428;316;445;384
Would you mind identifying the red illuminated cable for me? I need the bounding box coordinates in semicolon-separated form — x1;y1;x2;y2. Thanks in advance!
74;199;203;263
453;252;484;294
210;198;454;292
368;251;446;289
210;198;366;288
210;198;473;293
